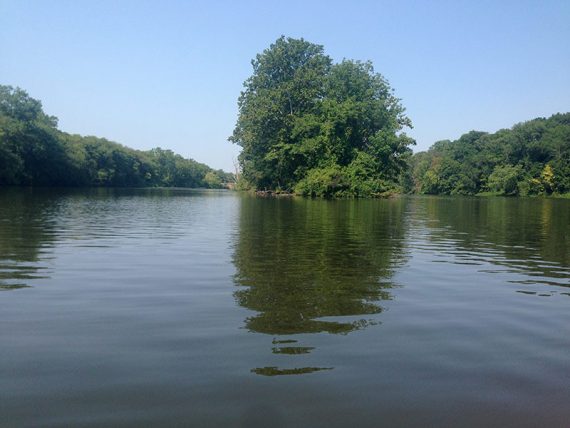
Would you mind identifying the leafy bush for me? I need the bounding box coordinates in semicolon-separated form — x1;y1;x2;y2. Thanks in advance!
487;165;523;195
294;165;348;197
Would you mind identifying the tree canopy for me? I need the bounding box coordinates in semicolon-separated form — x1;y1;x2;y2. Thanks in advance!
408;113;570;196
230;36;414;197
0;85;232;188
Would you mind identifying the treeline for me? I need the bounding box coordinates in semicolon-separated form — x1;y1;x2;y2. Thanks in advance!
408;113;570;196
0;85;232;188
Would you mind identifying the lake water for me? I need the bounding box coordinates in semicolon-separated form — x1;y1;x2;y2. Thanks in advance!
1;188;569;427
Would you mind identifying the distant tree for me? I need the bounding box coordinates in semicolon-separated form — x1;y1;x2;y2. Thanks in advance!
0;85;67;185
487;165;523;195
204;171;222;188
541;164;554;194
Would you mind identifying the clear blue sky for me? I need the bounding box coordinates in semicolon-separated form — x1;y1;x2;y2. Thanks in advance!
1;0;568;171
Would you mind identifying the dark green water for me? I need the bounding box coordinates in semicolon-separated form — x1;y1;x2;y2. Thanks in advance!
1;188;569;427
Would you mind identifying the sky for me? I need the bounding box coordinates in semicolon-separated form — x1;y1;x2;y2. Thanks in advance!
1;0;569;172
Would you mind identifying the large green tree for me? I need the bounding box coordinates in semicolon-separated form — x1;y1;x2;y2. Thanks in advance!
230;36;414;196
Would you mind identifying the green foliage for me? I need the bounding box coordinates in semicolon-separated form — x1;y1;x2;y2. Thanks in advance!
230;36;414;196
204;171;223;188
411;113;570;196
487;165;522;195
540;164;554;194
294;164;347;197
0;85;232;188
294;155;398;198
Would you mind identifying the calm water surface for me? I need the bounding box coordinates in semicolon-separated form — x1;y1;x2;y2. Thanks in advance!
1;188;569;427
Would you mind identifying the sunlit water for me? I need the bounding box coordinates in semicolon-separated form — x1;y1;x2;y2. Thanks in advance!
1;188;569;427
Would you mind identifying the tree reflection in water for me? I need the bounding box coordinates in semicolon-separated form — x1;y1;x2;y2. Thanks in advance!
232;196;408;375
0;189;59;291
419;196;570;290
